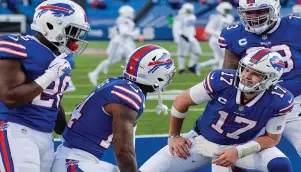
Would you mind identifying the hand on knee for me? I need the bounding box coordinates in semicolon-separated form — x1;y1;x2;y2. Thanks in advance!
267;157;293;172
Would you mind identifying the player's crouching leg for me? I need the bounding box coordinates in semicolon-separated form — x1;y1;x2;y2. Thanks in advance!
139;130;210;172
235;147;293;172
51;144;119;172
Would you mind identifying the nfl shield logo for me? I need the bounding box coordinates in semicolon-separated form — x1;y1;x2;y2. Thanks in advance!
262;34;268;40
238;105;244;111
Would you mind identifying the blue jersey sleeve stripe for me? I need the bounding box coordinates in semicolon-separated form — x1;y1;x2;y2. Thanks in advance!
0;47;27;58
113;85;142;103
279;101;294;114
111;90;140;110
0;41;26;50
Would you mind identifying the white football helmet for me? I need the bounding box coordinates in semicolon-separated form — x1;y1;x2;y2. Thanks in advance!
31;0;90;54
216;2;233;16
119;5;135;19
179;3;194;14
292;4;301;14
238;0;280;34
236;48;284;93
124;45;176;115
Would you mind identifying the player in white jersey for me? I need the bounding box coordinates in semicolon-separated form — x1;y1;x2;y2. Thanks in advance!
197;2;234;72
172;3;202;75
88;5;140;86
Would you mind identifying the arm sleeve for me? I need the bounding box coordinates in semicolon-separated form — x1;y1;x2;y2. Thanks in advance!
189;82;212;104
265;115;288;134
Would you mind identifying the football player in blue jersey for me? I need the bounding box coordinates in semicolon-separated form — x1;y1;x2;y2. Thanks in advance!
51;44;176;172
0;0;90;171
140;49;294;172
219;0;301;164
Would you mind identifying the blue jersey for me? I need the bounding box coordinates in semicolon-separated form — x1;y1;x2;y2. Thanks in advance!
195;69;294;145
63;77;146;159
219;16;301;96
0;34;74;132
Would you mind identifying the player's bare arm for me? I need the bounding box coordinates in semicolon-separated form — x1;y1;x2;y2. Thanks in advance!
255;131;281;150
169;89;197;159
222;49;240;69
106;103;138;172
54;102;68;135
0;59;43;109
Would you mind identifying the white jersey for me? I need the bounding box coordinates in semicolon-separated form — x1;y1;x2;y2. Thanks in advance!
205;13;234;38
115;16;139;39
172;13;197;42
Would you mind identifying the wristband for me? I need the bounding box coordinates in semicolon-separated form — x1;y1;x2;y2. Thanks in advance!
236;141;261;158
171;105;187;119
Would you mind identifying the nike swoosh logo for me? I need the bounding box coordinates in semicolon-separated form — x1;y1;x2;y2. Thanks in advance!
8;36;19;41
129;85;139;93
48;62;59;69
288;98;293;104
210;73;215;79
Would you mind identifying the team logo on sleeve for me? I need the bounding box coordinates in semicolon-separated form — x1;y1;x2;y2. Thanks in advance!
270;56;285;71
148;53;173;73
65;159;79;168
37;3;75;18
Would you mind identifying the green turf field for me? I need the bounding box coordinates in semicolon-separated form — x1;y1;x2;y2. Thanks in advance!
62;41;214;135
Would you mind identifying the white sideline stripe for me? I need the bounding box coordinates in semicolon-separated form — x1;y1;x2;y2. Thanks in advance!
54;134;173;141
64;90;185;100
64;94;177;100
82;48;213;57
65;107;205;114
68;82;198;88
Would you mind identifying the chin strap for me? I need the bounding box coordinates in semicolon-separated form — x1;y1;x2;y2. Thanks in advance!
156;90;168;115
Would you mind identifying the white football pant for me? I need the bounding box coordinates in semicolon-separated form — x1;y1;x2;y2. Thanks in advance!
51;145;119;172
177;36;202;71
139;130;288;172
0;121;54;172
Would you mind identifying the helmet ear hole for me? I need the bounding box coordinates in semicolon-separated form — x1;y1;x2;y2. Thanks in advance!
47;22;53;30
158;78;164;82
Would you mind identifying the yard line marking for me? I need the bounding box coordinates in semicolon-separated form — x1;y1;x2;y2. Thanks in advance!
81;48;213;57
64;89;185;100
65;107;205;115
67;82;198;88
54;133;196;141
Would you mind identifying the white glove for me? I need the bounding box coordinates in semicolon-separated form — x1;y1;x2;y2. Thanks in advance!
46;53;71;78
35;53;71;89
195;135;220;157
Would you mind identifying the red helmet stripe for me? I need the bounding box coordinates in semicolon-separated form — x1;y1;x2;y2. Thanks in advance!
250;48;271;64
126;45;159;76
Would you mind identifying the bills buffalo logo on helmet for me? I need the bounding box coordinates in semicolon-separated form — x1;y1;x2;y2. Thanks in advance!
270;56;285;71
37;3;75;18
